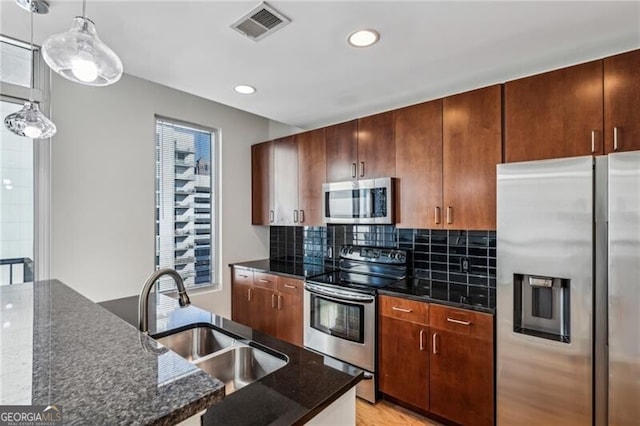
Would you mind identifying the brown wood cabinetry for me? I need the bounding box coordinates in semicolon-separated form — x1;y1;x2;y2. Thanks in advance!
443;85;502;230
297;128;326;225
429;304;494;426
505;60;604;162
604;49;640;153
326;113;395;182
273;136;298;225
326;120;358;182
357;111;396;179
231;267;303;346
379;295;430;411
394;100;443;229
251;142;274;225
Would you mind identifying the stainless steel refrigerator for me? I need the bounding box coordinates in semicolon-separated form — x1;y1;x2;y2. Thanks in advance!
496;152;640;425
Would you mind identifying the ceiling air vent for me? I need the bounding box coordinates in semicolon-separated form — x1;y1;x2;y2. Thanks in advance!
231;2;291;42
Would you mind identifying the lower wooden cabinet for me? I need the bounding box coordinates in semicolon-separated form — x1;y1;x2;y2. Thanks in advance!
231;267;303;346
379;296;430;410
378;295;494;426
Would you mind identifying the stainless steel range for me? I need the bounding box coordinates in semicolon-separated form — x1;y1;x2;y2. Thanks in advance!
303;245;408;403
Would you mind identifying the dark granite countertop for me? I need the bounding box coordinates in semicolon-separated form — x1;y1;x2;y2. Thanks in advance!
0;280;224;425
379;278;495;314
100;292;362;426
230;259;334;279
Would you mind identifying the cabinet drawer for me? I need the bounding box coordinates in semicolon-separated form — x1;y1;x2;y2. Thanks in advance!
278;277;303;294
233;268;253;285
379;295;429;326
429;304;493;340
254;272;279;289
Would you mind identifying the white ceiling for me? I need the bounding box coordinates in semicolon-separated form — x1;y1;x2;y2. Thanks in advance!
1;1;639;129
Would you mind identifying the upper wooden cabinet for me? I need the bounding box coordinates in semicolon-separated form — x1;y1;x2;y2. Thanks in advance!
325;120;358;182
251;141;274;225
505;60;604;162
443;85;502;230
297;128;326;225
273;136;298;225
604;49;640;153
394;100;443;229
357;111;395;179
326;113;395;182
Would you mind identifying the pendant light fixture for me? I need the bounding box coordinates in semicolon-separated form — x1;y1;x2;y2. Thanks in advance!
42;0;123;86
4;1;57;140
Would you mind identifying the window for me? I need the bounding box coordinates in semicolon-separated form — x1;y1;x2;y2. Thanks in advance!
0;36;50;286
155;118;217;291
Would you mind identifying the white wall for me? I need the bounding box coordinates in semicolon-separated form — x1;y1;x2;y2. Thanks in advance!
50;73;272;317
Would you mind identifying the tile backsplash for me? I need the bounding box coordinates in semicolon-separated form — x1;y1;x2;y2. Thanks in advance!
270;225;496;306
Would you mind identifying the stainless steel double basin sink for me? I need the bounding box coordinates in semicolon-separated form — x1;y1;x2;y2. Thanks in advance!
153;325;287;395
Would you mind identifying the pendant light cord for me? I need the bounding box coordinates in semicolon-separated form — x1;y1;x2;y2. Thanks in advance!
82;0;86;18
29;8;34;102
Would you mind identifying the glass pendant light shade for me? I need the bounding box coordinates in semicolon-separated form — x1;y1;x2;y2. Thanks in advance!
42;16;123;86
4;101;57;139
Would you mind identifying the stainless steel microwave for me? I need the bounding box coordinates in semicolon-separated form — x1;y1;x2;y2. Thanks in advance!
322;177;395;224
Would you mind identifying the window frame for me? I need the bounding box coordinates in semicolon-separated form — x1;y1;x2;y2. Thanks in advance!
154;115;220;291
0;35;52;283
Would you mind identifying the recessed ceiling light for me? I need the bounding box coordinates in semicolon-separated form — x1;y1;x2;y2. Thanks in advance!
234;84;256;95
347;29;380;48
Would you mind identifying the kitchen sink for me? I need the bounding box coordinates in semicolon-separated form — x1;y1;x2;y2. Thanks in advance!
154;324;236;361
193;345;287;395
153;324;287;395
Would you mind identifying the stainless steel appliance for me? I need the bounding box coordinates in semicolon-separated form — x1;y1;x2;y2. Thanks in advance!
496;152;640;425
322;177;395;224
304;245;407;403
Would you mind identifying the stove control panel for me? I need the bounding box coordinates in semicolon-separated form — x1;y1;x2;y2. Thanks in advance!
339;245;407;264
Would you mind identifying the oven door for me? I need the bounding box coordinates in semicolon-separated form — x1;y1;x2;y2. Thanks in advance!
303;282;375;372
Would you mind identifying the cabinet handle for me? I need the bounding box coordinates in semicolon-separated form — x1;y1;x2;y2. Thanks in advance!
351;163;357;178
300;209;305;223
271;293;277;309
293;210;299;223
447;317;471;326
269;210;274;223
591;130;596;153
259;279;271;283
284;284;297;289
360;161;365;177
613;127;619;151
278;295;283;310
392;306;412;313
432;332;439;355
434;207;441;225
239;274;249;278
419;329;425;351
446;206;453;225
247;288;253;302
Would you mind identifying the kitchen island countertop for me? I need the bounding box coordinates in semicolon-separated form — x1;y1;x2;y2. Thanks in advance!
1;279;361;425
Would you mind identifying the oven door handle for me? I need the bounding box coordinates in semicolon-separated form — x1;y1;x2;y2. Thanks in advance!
304;284;375;304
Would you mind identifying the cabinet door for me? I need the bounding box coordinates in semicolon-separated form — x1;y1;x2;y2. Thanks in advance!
274;136;299;225
251;142;274;225
379;315;429;411
394;100;443;229
276;278;303;346
249;286;278;337
430;306;494;426
357;111;395;179
505;60;604;162
604;49;640;153
297;129;326;225
443;85;502;230
326;120;357;182
231;268;254;327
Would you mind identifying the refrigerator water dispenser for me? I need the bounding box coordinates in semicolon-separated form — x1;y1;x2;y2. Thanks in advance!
513;274;570;343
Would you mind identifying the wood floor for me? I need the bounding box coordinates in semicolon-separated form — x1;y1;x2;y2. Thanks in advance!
356;399;442;425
